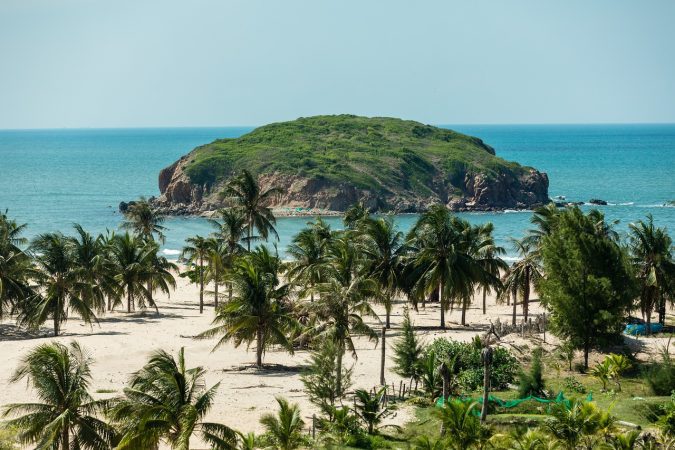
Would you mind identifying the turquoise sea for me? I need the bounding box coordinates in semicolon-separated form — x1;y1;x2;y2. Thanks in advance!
0;124;673;261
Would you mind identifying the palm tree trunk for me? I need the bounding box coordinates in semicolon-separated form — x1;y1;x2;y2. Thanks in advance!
512;286;517;326
53;301;60;337
256;326;263;368
523;267;530;322
127;288;132;313
584;341;590;369
439;282;445;329
228;283;232;302
482;287;487;315
247;213;252;252
199;256;204;314
336;344;344;397
214;278;219;309
461;296;467;326
385;293;391;329
61;425;69;450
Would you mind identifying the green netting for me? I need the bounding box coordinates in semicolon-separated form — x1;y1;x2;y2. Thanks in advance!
435;391;593;412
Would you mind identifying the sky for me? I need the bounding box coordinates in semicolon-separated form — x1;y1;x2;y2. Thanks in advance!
1;0;674;129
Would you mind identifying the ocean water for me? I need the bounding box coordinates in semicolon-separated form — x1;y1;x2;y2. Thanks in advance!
0;124;673;261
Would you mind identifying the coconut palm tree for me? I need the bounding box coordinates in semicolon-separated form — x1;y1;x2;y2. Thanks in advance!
434;400;487;450
181;235;210;314
209;208;248;302
108;232;155;313
110;347;238;450
24;233;98;336
312;236;379;395
197;249;296;368
259;397;306;450
2;341;115;450
408;206;490;327
359;216;405;328
69;224;116;314
0;211;33;319
221;169;281;251
473;223;507;315
121;197;167;243
501;237;542;324
543;400;615;450
629;215;674;331
145;240;178;309
343;201;369;229
286;218;332;303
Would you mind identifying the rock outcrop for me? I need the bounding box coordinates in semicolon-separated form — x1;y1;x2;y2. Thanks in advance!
149;115;550;215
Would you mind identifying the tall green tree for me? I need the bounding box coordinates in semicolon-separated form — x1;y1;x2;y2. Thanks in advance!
360;216;405;328
108;232;155;313
25;233;98;336
392;307;423;380
0;211;33;319
121;197;167;243
197;248;296;368
209;208;248;302
182;235;210;314
221;169;280;251
539;207;636;368
2;342;115;450
312;236;378;396
286;218;331;303
110;347;238;450
501;237;542;325
629;215;674;331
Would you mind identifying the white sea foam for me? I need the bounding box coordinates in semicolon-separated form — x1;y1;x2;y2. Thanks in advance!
162;249;181;255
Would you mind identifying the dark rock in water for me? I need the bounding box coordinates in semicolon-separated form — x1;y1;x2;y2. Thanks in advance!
554;202;566;208
589;199;608;205
118;201;136;213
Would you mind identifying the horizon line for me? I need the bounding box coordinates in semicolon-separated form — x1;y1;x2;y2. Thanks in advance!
1;121;675;132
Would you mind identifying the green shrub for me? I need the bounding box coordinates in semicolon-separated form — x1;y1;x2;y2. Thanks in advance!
425;337;518;391
563;376;587;394
0;426;18;450
644;350;675;395
518;347;546;398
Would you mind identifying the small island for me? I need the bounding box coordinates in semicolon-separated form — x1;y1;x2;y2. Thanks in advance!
153;115;549;215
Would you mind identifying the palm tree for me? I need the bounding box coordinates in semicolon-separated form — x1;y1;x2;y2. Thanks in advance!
433;400;487;450
501;237;542;324
25;233;98;336
69;224;116;314
182;235;210;314
2;341;115;449
311;236;379;396
108;232;155;313
221;169;281;251
121;197;167;243
0;211;33;319
360;216;405;328
286;218;332;303
629;215;674;331
543;400;615;450
259;397;305;450
197;248;296;368
209;208;248;302
343;201;369;229
408;206;490;327
473;223;507;315
110;347;238;450
146;240;178;309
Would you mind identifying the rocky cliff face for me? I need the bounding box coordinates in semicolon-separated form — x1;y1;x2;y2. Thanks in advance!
152;156;549;215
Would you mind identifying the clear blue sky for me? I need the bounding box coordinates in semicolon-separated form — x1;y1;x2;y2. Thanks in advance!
1;0;674;128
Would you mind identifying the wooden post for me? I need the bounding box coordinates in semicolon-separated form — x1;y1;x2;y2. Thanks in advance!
380;327;386;385
398;380;403;399
481;346;493;423
312;414;316;440
543;313;547;343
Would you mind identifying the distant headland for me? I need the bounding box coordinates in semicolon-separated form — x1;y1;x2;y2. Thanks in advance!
149;115;550;216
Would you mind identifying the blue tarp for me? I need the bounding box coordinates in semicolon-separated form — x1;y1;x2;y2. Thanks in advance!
624;323;663;335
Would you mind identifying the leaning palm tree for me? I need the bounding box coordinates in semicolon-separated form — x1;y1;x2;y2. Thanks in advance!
2;341;115;450
501;237;542;324
181;235;211;314
110;347;238;450
221;169;281;251
473;223;507;315
629;215;674;331
24;233;98;336
0;211;33;319
121;197;167;243
197;249;297;368
108;232;155;313
311;236;379;396
209;208;248;302
286;218;332;303
360;216;405;328
259;397;306;450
